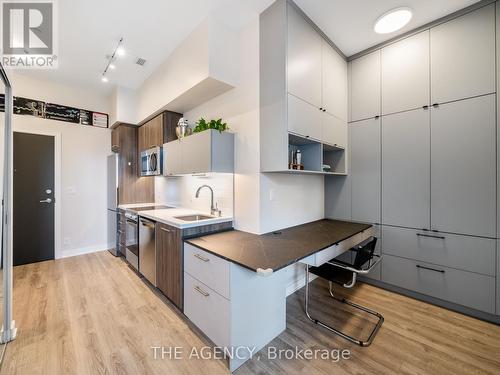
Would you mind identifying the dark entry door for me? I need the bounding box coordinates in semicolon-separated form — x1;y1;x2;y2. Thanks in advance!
13;132;55;266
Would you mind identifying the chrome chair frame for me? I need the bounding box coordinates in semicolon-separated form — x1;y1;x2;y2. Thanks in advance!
304;247;384;347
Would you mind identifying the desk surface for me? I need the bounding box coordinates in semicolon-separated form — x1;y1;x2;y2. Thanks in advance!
185;219;372;273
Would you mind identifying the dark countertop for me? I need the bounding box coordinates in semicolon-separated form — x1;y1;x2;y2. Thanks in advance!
185;219;372;273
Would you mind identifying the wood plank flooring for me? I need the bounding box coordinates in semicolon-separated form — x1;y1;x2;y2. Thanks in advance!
1;251;499;374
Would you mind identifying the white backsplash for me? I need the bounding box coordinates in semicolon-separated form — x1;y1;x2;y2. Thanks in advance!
155;173;234;217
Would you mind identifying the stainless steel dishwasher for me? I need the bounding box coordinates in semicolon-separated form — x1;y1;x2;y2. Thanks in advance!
139;217;156;286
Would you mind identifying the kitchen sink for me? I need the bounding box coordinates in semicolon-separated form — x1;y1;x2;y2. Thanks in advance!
174;214;214;221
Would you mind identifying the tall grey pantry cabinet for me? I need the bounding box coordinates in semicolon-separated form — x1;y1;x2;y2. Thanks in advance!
325;3;499;318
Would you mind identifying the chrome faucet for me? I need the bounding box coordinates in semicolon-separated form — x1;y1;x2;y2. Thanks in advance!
195;184;221;217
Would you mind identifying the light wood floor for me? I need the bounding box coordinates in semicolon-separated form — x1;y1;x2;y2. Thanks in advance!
2;251;500;375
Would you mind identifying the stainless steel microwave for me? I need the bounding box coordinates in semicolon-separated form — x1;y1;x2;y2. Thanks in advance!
140;146;163;176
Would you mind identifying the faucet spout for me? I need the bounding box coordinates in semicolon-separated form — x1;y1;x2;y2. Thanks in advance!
195;184;221;217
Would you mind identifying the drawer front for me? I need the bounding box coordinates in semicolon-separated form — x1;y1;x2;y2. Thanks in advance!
382;254;495;313
184;243;230;299
382;226;495;276
184;273;230;348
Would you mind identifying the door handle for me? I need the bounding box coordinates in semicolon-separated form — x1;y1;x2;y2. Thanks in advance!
416;264;445;273
160;227;172;233
194;286;210;297
416;233;445;240
39;198;52;204
140;221;155;228
194;253;210;262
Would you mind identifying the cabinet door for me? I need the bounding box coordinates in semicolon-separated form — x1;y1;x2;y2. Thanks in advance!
148;114;164;148
288;94;322;141
322;39;347;121
156;222;183;309
350;117;380;223
381;31;430;115
322;111;347;148
382;108;430;229
350;50;381;122
430;4;495;104
181;131;211;174
163;140;182;176
138;125;148;152
287;4;322;108
431;95;496;237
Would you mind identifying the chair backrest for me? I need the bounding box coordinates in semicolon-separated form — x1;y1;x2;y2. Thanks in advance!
353;237;377;270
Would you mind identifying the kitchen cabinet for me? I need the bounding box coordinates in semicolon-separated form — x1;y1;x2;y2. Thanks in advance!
163;138;182;176
381;31;430;115
322;38;347;121
349;50;380;122
288;94;322;141
431;94;496;238
430;4;495;105
138;114;164;152
156;222;183;309
381;254;495;314
350;117;380;223
287;3;322;108
183;243;287;372
322;111;347;148
382;108;430;229
163;130;234;175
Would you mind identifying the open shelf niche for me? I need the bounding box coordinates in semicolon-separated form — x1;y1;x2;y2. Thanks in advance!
287;133;347;175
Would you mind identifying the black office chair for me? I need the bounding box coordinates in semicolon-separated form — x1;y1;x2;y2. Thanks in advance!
304;237;384;347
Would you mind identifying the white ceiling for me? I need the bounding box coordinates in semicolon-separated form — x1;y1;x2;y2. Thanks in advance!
15;0;273;95
15;0;482;95
294;0;481;57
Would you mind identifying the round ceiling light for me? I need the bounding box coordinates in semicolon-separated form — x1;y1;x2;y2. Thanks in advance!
374;7;412;34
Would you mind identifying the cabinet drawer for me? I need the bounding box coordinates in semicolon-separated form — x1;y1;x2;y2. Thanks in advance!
382;254;495;313
184;243;230;299
382;226;495;276
184;273;230;348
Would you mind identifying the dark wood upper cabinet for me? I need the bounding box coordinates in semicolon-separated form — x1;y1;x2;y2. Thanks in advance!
138;111;183;152
111;127;120;152
156;222;183;310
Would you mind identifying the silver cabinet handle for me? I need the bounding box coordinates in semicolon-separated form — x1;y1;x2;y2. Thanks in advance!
194;286;209;297
416;233;445;240
140;220;155;228
160;227;172;233
416;264;445;273
194;253;209;262
39;198;52;204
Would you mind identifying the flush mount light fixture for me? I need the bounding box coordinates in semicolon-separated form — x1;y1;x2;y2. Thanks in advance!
101;37;123;83
374;7;412;34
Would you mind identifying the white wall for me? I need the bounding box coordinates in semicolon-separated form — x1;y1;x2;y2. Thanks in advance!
183;19;261;234
7;73;111;258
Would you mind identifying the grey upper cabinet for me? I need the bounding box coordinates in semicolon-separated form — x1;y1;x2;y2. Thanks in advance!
163;130;234;175
322;39;347;121
350;117;380;223
322;111;347;148
382;108;430;229
349;50;381;122
431;94;496;237
287;4;322;108
430;4;495;105
381;31;430;115
288;93;322;141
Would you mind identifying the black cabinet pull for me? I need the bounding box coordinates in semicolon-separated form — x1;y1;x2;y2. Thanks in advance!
432;103;439;108
374;115;380;119
323;109;326;112
319;107;323;111
416;233;445;239
422;105;429;110
416;264;445;273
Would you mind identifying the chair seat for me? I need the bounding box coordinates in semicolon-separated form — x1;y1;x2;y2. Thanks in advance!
309;263;354;286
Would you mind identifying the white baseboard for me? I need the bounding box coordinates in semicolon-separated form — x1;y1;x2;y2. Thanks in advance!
286;273;317;297
59;244;109;259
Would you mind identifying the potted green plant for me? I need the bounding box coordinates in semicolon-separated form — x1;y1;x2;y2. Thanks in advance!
193;118;229;133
